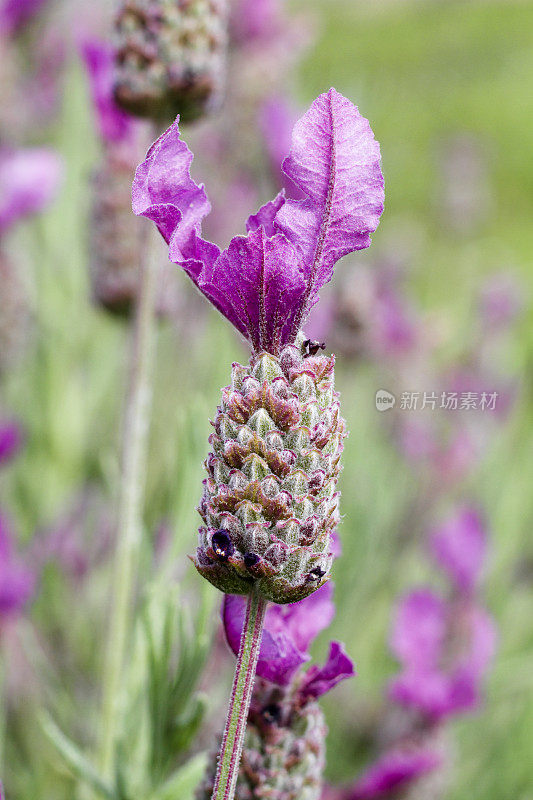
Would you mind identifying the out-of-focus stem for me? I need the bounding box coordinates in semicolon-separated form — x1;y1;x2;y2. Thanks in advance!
211;591;267;800
97;213;158;781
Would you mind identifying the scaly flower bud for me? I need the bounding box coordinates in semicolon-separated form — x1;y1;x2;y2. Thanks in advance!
133;88;384;605
113;0;228;122
196;342;345;602
198;678;327;800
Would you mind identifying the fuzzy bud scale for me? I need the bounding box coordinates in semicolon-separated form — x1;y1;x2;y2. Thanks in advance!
194;341;346;604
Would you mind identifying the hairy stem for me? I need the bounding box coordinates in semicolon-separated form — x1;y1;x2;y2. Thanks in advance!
97;218;158;781
211;591;268;800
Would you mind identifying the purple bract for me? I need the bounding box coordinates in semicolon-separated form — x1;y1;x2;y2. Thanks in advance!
132;88;384;354
223;583;336;685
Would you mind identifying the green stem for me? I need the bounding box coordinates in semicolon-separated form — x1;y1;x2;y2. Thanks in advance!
211;591;268;800
97;218;158;781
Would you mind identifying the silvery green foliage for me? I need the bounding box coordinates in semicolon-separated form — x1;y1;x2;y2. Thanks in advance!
194;340;346;603
114;0;228;122
196;678;326;800
43;586;211;799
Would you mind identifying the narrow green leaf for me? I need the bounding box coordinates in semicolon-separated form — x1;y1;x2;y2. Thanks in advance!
40;713;116;800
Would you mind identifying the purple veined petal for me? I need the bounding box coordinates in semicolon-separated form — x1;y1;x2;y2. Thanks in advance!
132;120;216;257
298;641;355;700
430;507;487;593
0;0;49;37
0;421;23;466
274;88;384;335
246;191;285;237
222;583;335;686
389;589;447;671
0;147;62;235
80;39;138;146
349;746;442;800
201;227;307;352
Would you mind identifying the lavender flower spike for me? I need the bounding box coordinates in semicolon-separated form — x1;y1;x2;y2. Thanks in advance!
134;92;381;798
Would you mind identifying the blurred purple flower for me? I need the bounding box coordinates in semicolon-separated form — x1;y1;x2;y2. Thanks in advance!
133;89;384;353
430;507;486;594
389;589;496;721
371;279;418;358
0;0;49;37
0;514;35;622
0;420;23;465
479;272;523;331
0;147;62;235
80;39;139;147
223;582;336;685
229;0;283;44
259;94;302;197
348;746;442;800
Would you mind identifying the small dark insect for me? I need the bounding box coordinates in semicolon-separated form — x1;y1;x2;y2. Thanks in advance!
211;530;234;561
262;703;282;725
302;339;326;358
307;566;326;582
243;552;260;568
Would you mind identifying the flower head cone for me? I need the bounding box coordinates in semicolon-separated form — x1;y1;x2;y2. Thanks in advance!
133;88;384;602
113;0;229;122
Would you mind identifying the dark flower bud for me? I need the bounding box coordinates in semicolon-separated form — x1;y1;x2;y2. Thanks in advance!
113;0;229;123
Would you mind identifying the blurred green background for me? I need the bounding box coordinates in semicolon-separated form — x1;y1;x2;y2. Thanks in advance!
2;1;533;798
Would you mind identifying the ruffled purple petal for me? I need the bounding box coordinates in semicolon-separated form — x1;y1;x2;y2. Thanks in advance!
349;746;442;799
430;507;487;593
132;121;216;258
0;421;23;466
80;39;138;146
223;583;335;686
0;147;62;235
299;641;355;700
389;589;446;670
274;88;384;330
